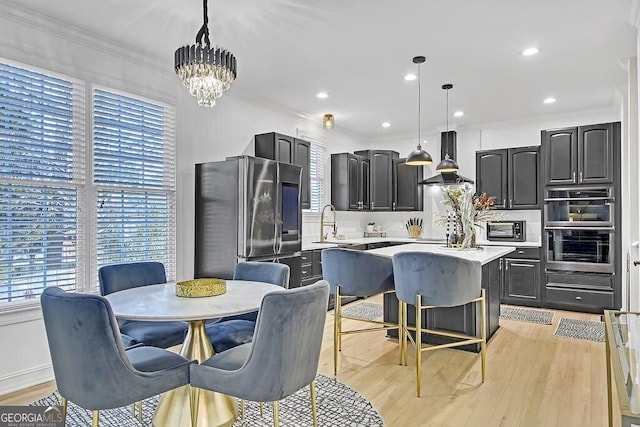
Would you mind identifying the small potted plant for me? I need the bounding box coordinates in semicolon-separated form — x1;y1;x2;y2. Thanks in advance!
366;222;375;233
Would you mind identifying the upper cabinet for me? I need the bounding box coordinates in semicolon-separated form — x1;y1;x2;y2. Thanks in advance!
354;150;399;211
255;132;311;209
331;153;369;211
542;123;618;186
476;146;541;210
393;158;423;211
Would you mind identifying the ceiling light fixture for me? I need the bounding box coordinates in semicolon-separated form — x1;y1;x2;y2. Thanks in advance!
323;113;334;129
316;92;329;99
522;47;539;56
406;56;433;166
436;84;459;173
174;0;237;107
382;122;391;128
404;74;417;81
454;111;464;117
544;97;556;104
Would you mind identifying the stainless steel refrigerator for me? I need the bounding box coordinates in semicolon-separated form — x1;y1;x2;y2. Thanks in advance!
194;156;302;286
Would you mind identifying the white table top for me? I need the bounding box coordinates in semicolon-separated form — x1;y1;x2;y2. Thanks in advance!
366;243;515;265
104;281;282;321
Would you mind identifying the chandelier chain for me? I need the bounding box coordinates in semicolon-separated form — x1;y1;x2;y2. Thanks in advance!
196;0;211;47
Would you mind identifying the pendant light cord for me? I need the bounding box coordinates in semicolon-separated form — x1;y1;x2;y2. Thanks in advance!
195;0;211;47
417;62;421;148
446;87;449;132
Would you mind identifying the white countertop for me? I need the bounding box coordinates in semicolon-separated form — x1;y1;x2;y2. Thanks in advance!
302;237;540;250
365;243;516;265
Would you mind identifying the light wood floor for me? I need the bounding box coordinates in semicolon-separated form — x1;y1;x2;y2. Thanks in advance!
0;295;617;427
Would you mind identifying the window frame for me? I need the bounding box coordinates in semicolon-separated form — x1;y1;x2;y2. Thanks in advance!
302;136;327;216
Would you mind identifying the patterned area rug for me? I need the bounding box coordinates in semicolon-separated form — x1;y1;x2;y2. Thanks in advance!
499;306;554;325
30;374;384;426
553;318;605;342
340;302;384;321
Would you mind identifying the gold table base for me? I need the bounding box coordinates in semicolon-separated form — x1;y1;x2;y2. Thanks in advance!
152;320;237;427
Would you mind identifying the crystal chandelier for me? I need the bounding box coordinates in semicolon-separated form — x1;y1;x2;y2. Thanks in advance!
174;0;237;107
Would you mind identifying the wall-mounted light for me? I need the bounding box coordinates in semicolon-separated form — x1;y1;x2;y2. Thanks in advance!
323;113;334;129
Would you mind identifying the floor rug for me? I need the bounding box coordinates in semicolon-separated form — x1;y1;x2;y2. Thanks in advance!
29;374;384;426
340;302;384;321
553;318;605;342
499;306;554;325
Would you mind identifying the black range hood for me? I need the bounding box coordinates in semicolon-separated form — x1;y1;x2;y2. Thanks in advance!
418;131;474;186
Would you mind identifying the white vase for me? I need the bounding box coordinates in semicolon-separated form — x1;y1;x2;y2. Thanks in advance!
366;225;374;232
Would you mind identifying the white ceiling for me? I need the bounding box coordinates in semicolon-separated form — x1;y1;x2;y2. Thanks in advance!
10;0;638;138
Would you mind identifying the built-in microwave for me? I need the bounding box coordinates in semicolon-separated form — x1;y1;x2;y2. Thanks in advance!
486;221;526;242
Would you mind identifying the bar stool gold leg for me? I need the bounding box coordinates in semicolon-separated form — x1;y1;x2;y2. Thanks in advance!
333;286;341;375
480;289;487;383
272;401;280;427
398;298;403;366
310;380;318;427
131;403;135;417
260;402;264;416
240;399;245;420
61;397;68;425
137;400;143;423
416;294;422;397
92;410;99;427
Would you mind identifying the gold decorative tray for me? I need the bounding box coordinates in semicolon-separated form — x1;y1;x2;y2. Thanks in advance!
176;278;226;298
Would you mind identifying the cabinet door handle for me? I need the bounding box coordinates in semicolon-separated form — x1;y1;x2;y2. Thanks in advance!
509;199;512;208
393;202;396;210
371;202;375;210
505;262;509;271
503;199;506;207
575;296;582;300
579;171;583;183
517;250;525;254
499;259;503;270
572;172;576;182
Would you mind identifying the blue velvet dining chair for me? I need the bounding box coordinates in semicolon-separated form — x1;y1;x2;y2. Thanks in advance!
191;280;329;427
99;262;188;349
40;287;196;426
321;248;400;375
205;261;289;353
392;251;486;397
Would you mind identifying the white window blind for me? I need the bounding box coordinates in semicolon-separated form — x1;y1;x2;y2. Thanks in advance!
308;141;326;212
92;89;176;285
0;63;85;307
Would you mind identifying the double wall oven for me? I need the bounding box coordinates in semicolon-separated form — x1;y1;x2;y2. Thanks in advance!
544;187;614;273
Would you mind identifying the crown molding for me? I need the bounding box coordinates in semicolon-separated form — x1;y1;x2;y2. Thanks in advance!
629;0;640;28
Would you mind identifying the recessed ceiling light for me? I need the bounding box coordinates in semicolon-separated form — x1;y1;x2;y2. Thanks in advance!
382;122;391;128
453;111;464;117
522;47;539;56
544;97;556;104
404;74;417;81
316;92;329;99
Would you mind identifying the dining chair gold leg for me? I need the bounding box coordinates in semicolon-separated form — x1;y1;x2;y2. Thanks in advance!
61;397;68;425
137;400;143;423
92;410;99;427
416;294;422;398
272;401;280;427
189;386;200;427
131;403;135;417
310;380;318;427
337;286;342;352
333;286;341;375
240;399;246;420
480;289;487;383
260;402;264;416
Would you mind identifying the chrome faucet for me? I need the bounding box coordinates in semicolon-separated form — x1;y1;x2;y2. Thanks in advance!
320;204;337;242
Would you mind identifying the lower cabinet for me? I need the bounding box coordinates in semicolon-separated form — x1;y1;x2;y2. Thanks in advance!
545;271;615;313
501;248;541;306
301;248;357;310
383;257;502;353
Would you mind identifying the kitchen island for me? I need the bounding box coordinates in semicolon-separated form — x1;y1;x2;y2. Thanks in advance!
366;243;515;352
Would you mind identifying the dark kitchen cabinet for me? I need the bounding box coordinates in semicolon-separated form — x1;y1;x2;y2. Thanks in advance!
542;122;618;185
393;158;423;211
476;146;540;209
255;132;311;209
497;247;542;307
354;150;399;211
331;153;369;211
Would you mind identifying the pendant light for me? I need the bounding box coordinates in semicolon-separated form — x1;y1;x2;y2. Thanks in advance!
406;56;433;166
436;84;460;173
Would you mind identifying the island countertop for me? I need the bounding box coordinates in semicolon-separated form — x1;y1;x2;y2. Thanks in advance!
366;243;515;265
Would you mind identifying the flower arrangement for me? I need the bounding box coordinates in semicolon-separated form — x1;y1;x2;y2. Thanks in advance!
434;184;502;248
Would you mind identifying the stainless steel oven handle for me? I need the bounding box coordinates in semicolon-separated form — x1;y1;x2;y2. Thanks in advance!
544;226;614;231
543;197;614;202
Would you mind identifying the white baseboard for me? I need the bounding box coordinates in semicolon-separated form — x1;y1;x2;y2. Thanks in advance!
0;364;53;396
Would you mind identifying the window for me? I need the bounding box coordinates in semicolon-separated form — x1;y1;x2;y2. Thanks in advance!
91;89;176;283
0;60;176;309
0;63;85;306
308;141;326;213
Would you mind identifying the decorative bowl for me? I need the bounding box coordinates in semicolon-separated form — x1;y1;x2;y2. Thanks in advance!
176;278;226;298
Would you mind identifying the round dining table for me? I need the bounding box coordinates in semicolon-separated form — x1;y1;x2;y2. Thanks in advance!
105;280;282;427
